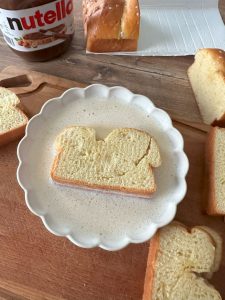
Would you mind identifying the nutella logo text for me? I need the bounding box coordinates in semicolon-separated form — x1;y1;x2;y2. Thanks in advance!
7;0;73;31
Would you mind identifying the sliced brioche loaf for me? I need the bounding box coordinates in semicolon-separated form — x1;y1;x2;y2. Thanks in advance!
188;48;225;126
143;222;222;300
0;87;28;146
206;127;225;215
51;126;161;197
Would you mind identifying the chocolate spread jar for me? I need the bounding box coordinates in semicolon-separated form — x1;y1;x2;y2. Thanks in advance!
0;0;75;61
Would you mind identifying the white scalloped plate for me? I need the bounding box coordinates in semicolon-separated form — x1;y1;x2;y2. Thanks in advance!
17;84;189;251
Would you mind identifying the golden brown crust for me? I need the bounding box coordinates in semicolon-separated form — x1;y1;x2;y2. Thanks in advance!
83;0;140;52
0;123;26;147
83;0;124;39
86;39;138;53
197;48;225;69
143;231;159;300
121;0;140;39
0;107;28;147
206;127;222;216
52;174;156;196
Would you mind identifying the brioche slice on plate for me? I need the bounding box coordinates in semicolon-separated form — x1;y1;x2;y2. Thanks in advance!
188;48;225;126
0;87;28;147
143;222;222;300
206;127;225;215
51;126;161;197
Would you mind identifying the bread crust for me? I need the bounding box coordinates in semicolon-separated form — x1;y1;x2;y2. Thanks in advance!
0;105;28;147
199;48;225;65
86;38;138;53
83;0;140;52
206;127;222;215
142;231;159;300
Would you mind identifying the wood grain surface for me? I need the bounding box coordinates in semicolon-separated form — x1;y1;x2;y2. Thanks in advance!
0;1;225;299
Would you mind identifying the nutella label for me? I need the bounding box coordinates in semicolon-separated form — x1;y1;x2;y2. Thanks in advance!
0;0;75;52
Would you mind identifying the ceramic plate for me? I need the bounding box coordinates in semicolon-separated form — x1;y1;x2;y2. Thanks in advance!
17;84;189;251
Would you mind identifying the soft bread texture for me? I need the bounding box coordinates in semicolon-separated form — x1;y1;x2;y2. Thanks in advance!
206;127;225;215
188;48;225;126
143;222;222;300
51;126;161;197
82;0;140;52
0;87;28;147
198;226;223;278
169;273;221;300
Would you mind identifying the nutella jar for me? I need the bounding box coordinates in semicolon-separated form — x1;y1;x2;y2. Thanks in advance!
0;0;75;61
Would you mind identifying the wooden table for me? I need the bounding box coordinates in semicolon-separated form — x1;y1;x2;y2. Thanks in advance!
0;1;225;299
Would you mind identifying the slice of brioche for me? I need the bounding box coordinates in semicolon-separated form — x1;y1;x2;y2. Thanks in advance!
206;127;225;215
197;226;223;278
188;48;225;126
170;273;222;300
143;222;222;300
0;87;28;146
51;126;161;197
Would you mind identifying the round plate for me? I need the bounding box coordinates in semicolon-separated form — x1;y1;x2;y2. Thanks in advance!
17;84;189;251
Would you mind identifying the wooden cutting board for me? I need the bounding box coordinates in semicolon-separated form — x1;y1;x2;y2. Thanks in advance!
0;66;224;300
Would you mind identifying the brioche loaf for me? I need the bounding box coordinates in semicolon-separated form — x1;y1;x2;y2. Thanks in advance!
143;222;222;300
188;48;225;126
0;87;28;147
51;126;161;197
82;0;140;52
206;127;225;215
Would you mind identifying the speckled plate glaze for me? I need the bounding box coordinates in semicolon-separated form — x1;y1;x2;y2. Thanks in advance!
17;84;189;251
